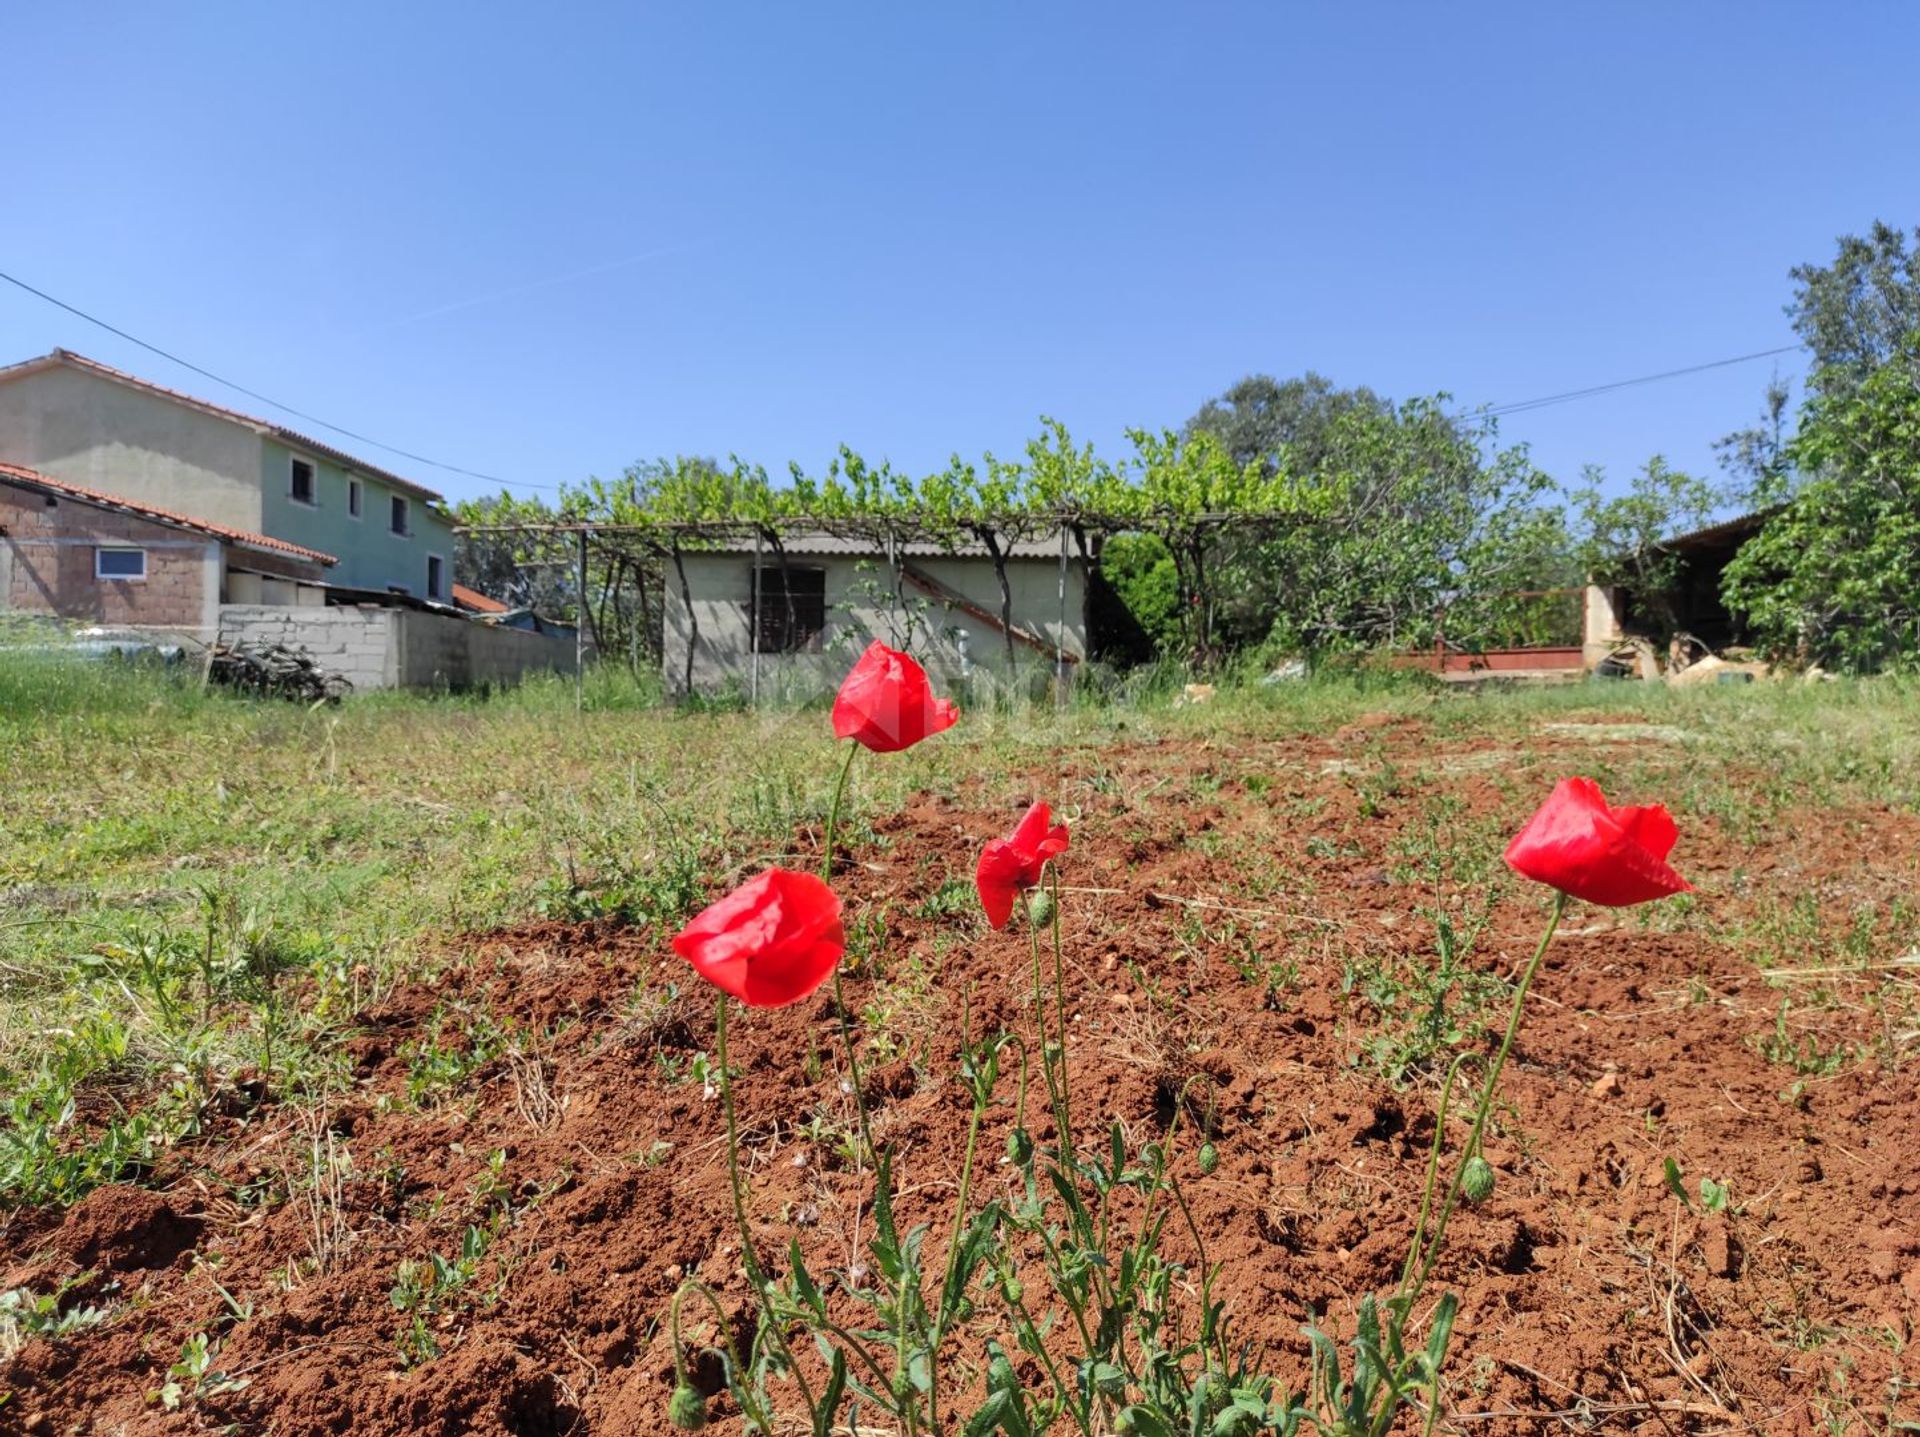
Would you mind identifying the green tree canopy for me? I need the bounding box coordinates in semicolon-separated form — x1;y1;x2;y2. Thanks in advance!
1723;343;1920;672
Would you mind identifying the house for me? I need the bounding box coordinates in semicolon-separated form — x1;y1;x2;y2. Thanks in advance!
0;459;335;631
0;349;456;602
662;531;1088;699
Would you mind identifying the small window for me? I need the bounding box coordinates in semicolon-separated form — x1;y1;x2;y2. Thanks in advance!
390;496;409;535
348;479;363;518
290;457;316;505
752;565;828;653
96;547;147;580
426;555;445;601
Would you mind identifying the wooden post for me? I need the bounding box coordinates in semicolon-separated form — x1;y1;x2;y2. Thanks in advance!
750;527;762;706
1056;523;1068;704
575;527;588;713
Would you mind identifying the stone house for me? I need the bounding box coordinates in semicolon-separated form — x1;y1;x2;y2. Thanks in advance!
0;349;456;601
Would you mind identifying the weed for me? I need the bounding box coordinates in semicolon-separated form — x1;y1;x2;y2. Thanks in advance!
151;1331;249;1410
390;1224;494;1367
402;1005;511;1107
1752;999;1851;1076
0;1277;111;1358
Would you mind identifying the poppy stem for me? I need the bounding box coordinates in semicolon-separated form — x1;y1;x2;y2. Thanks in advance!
1401;889;1568;1318
1047;867;1074;1160
714;995;818;1419
1027;905;1070;1161
821;740;859;881
816;740;879;1163
671;1279;771;1433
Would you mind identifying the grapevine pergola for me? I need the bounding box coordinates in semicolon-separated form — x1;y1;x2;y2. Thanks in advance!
455;506;1317;703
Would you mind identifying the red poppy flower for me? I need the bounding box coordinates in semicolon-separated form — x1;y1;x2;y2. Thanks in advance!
976;801;1071;929
672;868;846;1008
1504;777;1693;907
832;641;959;753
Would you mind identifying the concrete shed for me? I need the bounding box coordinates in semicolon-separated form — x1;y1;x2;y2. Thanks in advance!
661;531;1088;700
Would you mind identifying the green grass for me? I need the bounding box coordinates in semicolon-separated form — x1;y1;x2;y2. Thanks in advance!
4;655;1920;1208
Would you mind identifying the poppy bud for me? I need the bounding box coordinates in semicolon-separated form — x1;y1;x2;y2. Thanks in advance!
1007;1128;1034;1166
1026;888;1055;927
1461;1155;1496;1204
1001;1275;1024;1304
1197;1142;1219;1176
669;1384;707;1430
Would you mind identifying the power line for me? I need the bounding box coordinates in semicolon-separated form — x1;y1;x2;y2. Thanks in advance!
0;267;562;493
1478;344;1802;419
3;265;1809;498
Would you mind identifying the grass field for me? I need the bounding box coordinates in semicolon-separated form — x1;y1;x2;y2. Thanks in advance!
2;660;1918;1431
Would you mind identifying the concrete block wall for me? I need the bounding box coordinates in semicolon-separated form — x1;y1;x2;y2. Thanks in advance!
217;603;574;692
391;608;576;689
217;605;397;690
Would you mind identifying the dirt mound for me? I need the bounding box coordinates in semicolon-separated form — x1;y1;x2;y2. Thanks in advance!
55;1186;201;1274
2;724;1917;1432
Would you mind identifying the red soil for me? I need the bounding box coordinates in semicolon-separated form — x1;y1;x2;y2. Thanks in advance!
3;720;1917;1434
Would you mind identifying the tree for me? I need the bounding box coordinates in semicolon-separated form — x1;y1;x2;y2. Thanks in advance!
1202;395;1556;655
1714;375;1794;504
1787;221;1920;397
1186;373;1386;474
1722;345;1920;672
1569;457;1721;637
452;490;571;614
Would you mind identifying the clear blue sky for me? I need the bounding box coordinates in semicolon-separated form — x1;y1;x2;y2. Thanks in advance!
6;3;1915;506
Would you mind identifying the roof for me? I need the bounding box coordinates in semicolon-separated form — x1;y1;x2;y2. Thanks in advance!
452;583;509;614
0;350;445;504
0;460;338;566
1657;507;1782;554
696;530;1070;560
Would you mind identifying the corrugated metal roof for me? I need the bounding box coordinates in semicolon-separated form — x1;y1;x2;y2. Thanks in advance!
700;530;1071;559
0;460;338;565
0;350;446;504
1658;507;1781;553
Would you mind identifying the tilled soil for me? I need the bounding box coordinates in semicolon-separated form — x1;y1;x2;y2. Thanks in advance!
3;718;1918;1434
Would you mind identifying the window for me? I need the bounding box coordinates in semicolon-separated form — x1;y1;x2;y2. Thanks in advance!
348;479;363;518
96;547;147;580
752;564;827;653
426;555;445;601
390;496;409;535
290;457;316;505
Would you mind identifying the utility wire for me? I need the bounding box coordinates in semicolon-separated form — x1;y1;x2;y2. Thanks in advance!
1477;344;1802;419
0;267;561;492
5;265;1806;495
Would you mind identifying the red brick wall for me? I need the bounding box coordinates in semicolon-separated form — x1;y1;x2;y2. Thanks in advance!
1;482;210;629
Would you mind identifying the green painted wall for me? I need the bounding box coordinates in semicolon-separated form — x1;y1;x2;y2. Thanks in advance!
258;440;456;597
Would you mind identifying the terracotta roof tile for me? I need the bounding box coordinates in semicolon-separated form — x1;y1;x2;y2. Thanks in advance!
0;460;338;566
451;583;509;613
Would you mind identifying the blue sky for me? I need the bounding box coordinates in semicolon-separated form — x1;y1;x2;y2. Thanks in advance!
5;3;1915;507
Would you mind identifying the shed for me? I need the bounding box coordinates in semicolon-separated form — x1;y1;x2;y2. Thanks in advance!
661;530;1088;699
